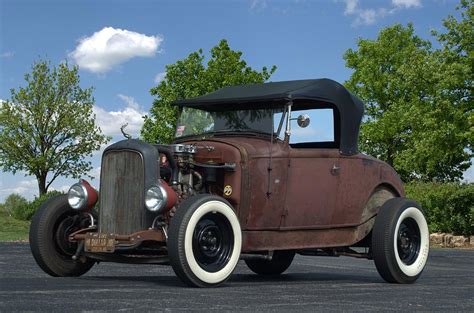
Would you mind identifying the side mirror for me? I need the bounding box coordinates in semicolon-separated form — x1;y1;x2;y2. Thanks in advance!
297;114;310;128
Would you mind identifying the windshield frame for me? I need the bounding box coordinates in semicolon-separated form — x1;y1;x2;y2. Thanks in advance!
174;106;287;141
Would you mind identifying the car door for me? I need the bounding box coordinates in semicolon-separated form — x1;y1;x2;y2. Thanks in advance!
281;108;341;229
244;110;290;230
282;148;340;229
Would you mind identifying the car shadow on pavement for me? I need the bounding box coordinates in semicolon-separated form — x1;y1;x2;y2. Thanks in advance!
76;271;383;288
78;275;185;287
230;272;383;285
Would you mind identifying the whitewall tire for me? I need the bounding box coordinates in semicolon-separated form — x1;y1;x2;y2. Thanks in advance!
168;194;242;287
372;198;429;284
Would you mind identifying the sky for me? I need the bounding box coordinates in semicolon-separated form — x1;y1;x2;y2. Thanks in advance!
0;0;471;202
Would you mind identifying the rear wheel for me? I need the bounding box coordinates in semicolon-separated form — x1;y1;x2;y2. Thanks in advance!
168;194;242;287
245;250;295;275
372;198;429;284
29;195;95;277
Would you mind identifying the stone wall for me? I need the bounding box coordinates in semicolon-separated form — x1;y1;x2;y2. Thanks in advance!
430;233;474;248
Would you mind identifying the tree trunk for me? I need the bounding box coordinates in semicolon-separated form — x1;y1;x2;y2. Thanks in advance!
37;174;48;197
386;146;394;167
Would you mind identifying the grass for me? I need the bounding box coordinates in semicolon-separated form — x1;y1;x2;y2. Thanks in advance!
0;211;29;241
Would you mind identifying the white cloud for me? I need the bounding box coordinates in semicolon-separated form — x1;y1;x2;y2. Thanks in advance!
356;9;377;25
344;0;358;15
0;179;38;198
117;94;140;110
392;0;421;9
250;0;304;14
250;0;268;11
49;185;71;193
0;51;14;58
342;0;420;26
154;72;166;84
342;0;382;26
93;95;146;138
69;27;163;73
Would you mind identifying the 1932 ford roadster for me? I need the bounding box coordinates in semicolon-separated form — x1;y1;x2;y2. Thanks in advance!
30;79;429;287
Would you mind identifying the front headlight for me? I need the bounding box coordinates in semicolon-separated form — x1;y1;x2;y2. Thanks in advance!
67;179;98;210
145;184;168;212
68;181;88;210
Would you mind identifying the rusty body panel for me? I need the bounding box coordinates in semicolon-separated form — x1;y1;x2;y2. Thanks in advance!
283;148;340;229
188;139;244;207
73;136;404;254
179;137;289;231
335;154;404;226
241;216;374;252
84;114;404;254
179;136;404;252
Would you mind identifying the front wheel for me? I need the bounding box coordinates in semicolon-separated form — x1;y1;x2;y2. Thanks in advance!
372;198;429;284
29;195;95;277
168;194;242;287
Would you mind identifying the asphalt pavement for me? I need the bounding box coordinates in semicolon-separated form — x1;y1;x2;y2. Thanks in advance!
0;243;473;312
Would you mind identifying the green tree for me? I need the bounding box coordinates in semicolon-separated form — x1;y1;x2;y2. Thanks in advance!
0;60;109;196
141;39;277;143
0;193;28;216
433;0;473;152
344;18;472;181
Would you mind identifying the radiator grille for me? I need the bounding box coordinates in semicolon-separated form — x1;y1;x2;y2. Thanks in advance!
99;150;145;234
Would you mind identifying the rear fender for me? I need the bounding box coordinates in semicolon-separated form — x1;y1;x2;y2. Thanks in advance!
361;185;399;223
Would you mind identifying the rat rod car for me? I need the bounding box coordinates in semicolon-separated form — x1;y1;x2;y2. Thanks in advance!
30;79;429;287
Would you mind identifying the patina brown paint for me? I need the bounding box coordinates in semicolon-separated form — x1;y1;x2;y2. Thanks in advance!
181;135;403;252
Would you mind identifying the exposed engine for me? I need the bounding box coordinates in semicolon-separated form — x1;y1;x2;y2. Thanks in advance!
169;143;203;199
157;143;235;213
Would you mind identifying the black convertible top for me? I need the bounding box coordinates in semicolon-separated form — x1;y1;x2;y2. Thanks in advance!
173;79;364;155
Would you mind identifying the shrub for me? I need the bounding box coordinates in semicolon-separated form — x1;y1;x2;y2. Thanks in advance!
12;190;64;221
2;194;29;217
405;182;474;236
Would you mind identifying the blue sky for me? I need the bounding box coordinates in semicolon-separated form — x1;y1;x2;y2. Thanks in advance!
0;0;471;201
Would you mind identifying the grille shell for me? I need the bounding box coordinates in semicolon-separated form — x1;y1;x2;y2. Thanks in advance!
99;150;145;234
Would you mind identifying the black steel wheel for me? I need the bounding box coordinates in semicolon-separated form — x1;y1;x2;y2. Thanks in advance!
168;194;242;287
245;250;295;275
372;198;429;284
29;195;95;277
192;212;234;273
397;218;421;265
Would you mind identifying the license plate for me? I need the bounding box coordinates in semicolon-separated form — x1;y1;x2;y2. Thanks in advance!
84;233;116;253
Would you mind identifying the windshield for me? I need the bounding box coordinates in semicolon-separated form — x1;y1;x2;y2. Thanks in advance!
175;107;284;138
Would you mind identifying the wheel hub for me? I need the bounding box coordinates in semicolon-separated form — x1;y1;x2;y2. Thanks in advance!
400;231;411;249
55;215;79;256
55;213;91;257
192;212;234;273
198;227;220;257
397;218;421;265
